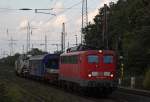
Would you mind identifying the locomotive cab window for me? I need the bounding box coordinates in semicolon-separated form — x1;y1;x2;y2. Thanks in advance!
88;55;99;64
103;55;113;64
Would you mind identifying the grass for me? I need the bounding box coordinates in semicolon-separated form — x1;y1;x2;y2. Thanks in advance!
0;64;92;102
143;69;150;90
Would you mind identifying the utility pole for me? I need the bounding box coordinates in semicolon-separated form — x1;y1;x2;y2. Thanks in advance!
68;42;70;48
6;28;9;36
22;45;25;54
26;22;33;53
45;34;47;52
61;22;66;52
40;34;48;52
26;22;28;53
75;34;78;46
61;32;63;52
0;49;2;58
102;4;109;49
81;0;88;44
26;22;30;53
9;36;16;56
7;29;16;56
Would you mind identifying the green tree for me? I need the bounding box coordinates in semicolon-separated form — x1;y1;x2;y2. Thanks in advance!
83;0;150;76
27;48;48;56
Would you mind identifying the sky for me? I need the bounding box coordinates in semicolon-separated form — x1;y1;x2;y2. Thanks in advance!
0;0;118;57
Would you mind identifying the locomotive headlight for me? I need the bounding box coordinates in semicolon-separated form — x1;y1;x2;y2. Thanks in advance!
88;74;92;77
110;73;114;78
99;50;102;53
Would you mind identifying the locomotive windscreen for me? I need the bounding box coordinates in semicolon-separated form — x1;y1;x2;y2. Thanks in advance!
88;55;99;64
45;59;59;69
103;55;113;64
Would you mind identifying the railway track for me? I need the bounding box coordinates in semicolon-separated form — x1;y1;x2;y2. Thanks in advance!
2;76;150;102
118;87;150;97
110;89;150;102
0;65;150;102
2;75;122;102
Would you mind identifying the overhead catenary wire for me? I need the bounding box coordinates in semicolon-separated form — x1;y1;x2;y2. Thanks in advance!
0;8;18;10
0;0;91;54
44;0;82;23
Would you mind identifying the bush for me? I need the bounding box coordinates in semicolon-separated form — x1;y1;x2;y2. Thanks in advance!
143;69;150;90
0;83;12;102
0;83;22;102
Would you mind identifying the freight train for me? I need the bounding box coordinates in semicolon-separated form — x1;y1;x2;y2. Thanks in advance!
15;48;118;95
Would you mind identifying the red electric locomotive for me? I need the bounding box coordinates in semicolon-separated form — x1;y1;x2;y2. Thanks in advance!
59;49;118;94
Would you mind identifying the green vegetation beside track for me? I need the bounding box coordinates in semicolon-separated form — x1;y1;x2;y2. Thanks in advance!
0;64;92;102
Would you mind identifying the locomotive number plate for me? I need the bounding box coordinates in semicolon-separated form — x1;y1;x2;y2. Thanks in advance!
92;72;110;76
92;72;99;76
104;72;110;76
92;72;103;76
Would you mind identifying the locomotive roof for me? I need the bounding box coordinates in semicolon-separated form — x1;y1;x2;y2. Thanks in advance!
61;50;115;56
61;51;86;56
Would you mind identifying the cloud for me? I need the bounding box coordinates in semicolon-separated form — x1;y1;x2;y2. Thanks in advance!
36;1;66;31
53;15;67;27
42;14;67;33
75;7;98;27
19;17;28;30
52;1;64;14
75;9;98;28
31;21;44;32
50;1;67;28
88;9;99;23
76;0;118;26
